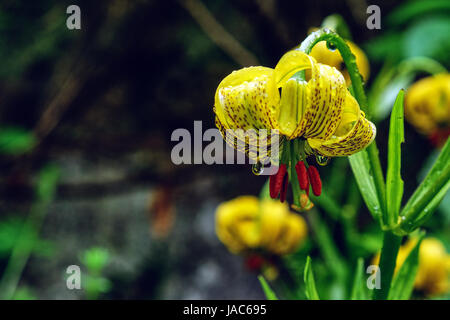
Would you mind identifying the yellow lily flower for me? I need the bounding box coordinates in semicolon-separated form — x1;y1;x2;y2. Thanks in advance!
215;196;307;256
373;237;450;297
214;50;376;160
405;73;450;146
310;40;370;85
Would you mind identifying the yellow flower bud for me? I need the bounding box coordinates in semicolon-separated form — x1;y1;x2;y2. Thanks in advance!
405;74;450;136
415;238;450;296
309;40;370;85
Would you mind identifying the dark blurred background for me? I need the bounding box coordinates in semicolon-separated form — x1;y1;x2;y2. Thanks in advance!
0;0;448;299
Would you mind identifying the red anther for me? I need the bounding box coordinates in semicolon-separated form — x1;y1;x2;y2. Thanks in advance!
279;173;289;203
245;254;264;271
307;165;322;196
269;171;278;199
272;164;287;199
295;161;309;190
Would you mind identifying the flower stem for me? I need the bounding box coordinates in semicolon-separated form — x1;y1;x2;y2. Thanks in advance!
299;28;399;300
373;232;402;300
298;29;386;215
298;29;367;113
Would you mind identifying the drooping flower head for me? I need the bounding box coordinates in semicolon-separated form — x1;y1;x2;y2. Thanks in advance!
213;50;376;206
214;51;375;158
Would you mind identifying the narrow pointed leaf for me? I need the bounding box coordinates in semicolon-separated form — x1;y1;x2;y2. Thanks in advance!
257;275;278;300
386;90;405;227
350;258;368;300
304;256;320;300
349;150;382;221
398;138;450;233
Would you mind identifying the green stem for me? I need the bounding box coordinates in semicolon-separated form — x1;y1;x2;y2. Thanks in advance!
299;29;387;216
299;28;398;299
373;232;402;300
259;178;271;200
298;29;367;112
0;165;59;299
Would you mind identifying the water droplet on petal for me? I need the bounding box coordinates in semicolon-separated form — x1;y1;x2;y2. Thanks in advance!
252;162;264;175
315;154;330;166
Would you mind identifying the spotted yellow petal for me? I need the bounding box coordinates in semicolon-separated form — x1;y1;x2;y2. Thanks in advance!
214;67;281;162
214;66;279;131
274;50;313;87
277;77;307;137
307;93;376;156
274;50;347;140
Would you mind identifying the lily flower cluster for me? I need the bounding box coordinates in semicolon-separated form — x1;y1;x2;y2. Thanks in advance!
214;50;376;207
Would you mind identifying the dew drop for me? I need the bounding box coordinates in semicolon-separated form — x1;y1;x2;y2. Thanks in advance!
326;41;337;51
252;162;264;175
315;154;330;166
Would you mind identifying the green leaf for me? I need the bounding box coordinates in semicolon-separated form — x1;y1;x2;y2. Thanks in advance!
386;90;405;227
304;256;320;300
370;58;446;122
386;0;450;27
403;17;450;62
411;179;450;229
398;138;450;234
0;127;35;155
12;286;36;300
350;258;368;300
308;212;347;280
349;150;382;221
370;71;414;122
257;275;278;300
388;233;425;300
81;247;110;274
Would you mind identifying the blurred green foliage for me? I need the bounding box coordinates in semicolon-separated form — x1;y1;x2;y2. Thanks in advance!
81;247;112;300
0;127;35;155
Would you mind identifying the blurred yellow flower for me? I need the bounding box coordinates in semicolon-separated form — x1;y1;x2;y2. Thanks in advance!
309;40;370;85
373;237;450;296
215;196;307;255
415;238;450;296
405;74;450;144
